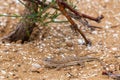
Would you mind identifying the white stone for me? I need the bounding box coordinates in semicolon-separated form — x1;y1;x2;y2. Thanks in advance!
113;33;119;38
1;70;6;74
104;0;109;2
78;39;85;45
92;31;98;35
112;47;117;51
32;63;41;69
105;25;111;29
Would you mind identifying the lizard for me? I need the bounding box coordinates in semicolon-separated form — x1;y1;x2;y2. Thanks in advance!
42;55;105;70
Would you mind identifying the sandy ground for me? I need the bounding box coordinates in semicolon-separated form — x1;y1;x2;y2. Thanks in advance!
0;0;120;80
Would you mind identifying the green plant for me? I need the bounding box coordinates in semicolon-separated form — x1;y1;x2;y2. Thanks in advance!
1;0;104;44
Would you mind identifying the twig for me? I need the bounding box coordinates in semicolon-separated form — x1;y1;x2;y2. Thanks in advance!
32;0;104;45
102;71;120;80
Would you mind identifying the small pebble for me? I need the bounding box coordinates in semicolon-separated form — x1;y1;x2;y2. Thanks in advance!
30;63;43;73
1;70;6;74
105;24;111;29
78;39;85;45
92;31;98;35
66;41;73;47
112;47;117;51
32;63;41;69
113;34;118;38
